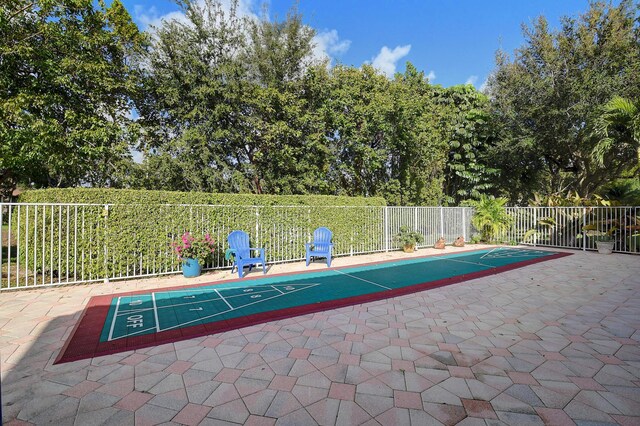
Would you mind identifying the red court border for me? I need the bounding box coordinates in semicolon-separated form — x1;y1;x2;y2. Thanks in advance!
55;248;572;364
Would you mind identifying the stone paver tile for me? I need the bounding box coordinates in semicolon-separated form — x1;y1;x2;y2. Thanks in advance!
264;391;303;418
421;402;467;425
306;398;341;425
275;407;317;426
568;376;607;391
336;400;372;425
291;385;329;407
62;380;102;398
437;343;460;353
490;392;537;415
234;377;271;397
391;359;415;372
375;407;410;425
114;390;153;411
541;351;566;361
612;414;640;426
329;382;356;401
244;415;277;426
207;398;250;424
461;398;498;419
489;347;511;357
120;353;149;366
535;407;576;425
173;403;211;426
338;353;360;366
243;389;278;415
595;354;625;365
496;410;545;425
563;399;615;423
75;407;124;426
289;348;311;359
269;375;297;392
508;371;540;385
354;393;394;417
393;390;422;410
244;343;266;353
421;384;462;406
165;360;194;374
449;366;475;379
203;382;241;407
134;403;177;426
148;388;189;412
214;368;244;383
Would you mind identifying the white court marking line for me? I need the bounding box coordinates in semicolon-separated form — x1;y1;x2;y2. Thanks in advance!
482;249;549;259
438;257;496;269
153;284;316;311
115;307;155;317
107;297;122;341
109;325;159;341
480;247;501;259
333;269;392;290
152;293;160;333
271;285;285;295
153;287;281;311
215;289;233;310
158;284;320;332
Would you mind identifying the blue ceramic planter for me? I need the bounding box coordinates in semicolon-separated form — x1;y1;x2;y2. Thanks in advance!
182;258;201;278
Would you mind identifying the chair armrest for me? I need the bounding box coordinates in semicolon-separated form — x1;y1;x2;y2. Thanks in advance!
305;243;312;250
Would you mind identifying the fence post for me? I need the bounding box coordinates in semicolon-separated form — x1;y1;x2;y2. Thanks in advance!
104;204;109;284
582;207;587;251
462;208;466;241
384;206;389;252
533;208;537;247
255;207;260;248
440;206;444;238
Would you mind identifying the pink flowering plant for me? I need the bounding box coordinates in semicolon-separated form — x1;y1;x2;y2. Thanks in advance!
171;232;216;265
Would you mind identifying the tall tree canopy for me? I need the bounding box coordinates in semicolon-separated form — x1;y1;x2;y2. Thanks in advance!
0;0;145;196
486;0;640;202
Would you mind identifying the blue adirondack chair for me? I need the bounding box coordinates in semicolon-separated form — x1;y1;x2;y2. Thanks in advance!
305;227;333;267
227;230;266;278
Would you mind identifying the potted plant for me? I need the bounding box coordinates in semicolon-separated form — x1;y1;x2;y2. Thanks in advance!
394;226;424;253
595;234;615;254
171;232;216;277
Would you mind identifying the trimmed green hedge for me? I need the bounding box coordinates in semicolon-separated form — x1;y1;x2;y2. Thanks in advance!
12;189;386;284
19;188;386;207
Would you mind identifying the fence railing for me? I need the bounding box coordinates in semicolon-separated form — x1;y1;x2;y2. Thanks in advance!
503;206;640;253
1;203;637;290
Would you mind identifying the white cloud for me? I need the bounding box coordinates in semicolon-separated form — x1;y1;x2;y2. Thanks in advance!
465;75;478;86
312;29;351;65
479;78;489;92
426;70;436;82
371;45;411;78
133;0;258;31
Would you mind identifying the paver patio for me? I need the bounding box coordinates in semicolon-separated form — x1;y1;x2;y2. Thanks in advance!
1;245;639;425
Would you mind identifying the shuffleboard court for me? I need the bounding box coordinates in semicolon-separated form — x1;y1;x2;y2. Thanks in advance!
56;247;571;363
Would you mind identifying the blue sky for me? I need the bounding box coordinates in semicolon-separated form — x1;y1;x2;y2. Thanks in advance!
122;0;592;88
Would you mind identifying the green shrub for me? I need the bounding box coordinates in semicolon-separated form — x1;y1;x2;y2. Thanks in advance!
13;189;386;282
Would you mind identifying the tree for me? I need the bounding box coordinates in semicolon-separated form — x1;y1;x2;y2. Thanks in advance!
0;0;145;196
592;96;640;168
385;63;447;205
486;0;640;202
439;85;499;205
138;0;329;194
324;65;394;198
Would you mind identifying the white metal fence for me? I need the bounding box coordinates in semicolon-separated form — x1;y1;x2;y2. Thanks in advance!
504;206;640;253
1;203;637;290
